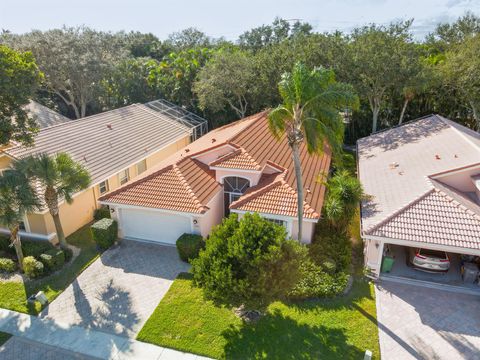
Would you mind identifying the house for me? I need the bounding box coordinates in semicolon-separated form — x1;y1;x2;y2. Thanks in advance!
357;114;480;278
0;99;207;243
99;111;332;244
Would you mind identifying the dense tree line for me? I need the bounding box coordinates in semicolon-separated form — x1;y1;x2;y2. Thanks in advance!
1;13;479;144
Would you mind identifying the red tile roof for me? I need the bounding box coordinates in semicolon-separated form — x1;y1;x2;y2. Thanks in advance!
209;149;261;170
100;111;331;220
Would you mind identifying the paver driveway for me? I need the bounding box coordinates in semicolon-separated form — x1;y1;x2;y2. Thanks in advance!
40;240;190;338
376;281;480;360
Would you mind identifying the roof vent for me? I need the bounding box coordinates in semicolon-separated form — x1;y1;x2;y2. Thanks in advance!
389;162;399;169
185;148;190;153
106;124;112;130
435;154;441;160
211;138;216;143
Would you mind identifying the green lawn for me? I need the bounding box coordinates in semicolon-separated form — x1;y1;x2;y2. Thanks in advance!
137;273;380;359
0;225;99;314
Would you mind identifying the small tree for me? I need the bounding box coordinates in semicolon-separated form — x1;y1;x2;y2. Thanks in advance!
0;169;39;271
16;152;90;248
323;170;364;232
192;213;306;314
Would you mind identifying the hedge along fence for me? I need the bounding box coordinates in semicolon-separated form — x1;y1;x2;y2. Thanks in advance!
91;218;118;250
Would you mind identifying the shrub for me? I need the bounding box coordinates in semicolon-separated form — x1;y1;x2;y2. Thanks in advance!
309;229;351;273
93;206;111;221
0;236;10;252
192;213;307;311
176;234;205;262
91;218;118;250
22;240;55;258
0;258;16;273
23;256;44;278
40;249;65;271
289;258;349;300
63;247;73;263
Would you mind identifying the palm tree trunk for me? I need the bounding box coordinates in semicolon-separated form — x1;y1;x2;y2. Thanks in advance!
291;142;304;241
398;98;409;125
10;226;24;272
45;186;67;248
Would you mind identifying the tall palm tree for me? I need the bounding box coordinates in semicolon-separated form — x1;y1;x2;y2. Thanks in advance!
268;63;359;240
16;152;90;248
0;169;40;271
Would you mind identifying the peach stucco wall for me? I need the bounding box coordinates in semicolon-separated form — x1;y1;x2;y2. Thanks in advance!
198;190;224;237
23;134;191;242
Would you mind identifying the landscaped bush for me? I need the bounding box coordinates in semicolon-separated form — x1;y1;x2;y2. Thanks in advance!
0;258;16;273
63;247;73;263
0;236;10;252
22;240;55;258
23;256;44;278
309;229;352;273
176;233;205;262
93;206;111;221
39;249;65;272
289;258;349;300
91;218;118;250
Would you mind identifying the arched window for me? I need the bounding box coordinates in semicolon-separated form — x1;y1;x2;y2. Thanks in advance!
223;177;250;216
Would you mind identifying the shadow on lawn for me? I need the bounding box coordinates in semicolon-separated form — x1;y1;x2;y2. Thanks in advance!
222;309;364;360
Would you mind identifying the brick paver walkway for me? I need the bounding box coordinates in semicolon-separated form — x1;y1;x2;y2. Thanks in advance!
40;240;190;338
376;281;480;360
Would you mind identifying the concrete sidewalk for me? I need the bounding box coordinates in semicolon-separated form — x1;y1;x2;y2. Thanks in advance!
0;309;210;359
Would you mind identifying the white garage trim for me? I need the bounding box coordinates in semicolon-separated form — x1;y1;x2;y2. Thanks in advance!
100;201;206;217
364;234;480;256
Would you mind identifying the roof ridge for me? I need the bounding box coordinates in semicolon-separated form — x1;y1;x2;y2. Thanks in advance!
209;148;242;166
172;163;209;213
230;110;269;143
365;188;436;235
435;114;480;153
230;175;284;209
433;186;480;222
278;179;319;217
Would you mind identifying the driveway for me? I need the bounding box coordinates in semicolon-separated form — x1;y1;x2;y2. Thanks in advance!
376;281;480;360
40;239;190;338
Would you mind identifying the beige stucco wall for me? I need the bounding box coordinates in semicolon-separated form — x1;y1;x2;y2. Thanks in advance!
198;190;224;237
0;155;12;169
292;220;316;244
24;134;191;242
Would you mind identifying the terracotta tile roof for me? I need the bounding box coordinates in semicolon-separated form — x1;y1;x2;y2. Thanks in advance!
100;157;221;213
101;111;331;220
209;149;261;170
358;114;480;232
368;187;480;249
230;173;319;219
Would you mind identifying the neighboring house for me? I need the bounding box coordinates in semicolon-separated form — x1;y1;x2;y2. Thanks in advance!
0;99;207;243
358;114;480;277
99;111;332;244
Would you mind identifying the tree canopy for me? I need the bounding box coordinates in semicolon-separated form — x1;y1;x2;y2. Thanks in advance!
0;45;42;146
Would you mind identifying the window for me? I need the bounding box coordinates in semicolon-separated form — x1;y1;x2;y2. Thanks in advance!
223;177;250;216
99;180;109;194
118;169;130;185
266;218;287;228
136;159;147;175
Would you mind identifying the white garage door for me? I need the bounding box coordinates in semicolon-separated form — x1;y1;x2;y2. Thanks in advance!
120;208;191;245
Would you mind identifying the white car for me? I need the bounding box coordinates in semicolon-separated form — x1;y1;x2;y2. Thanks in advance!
408;248;450;273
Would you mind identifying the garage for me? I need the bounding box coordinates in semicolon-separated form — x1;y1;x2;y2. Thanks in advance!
119;208;192;245
379;243;480;291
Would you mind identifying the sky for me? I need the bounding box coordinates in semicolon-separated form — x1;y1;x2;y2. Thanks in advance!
1;0;479;40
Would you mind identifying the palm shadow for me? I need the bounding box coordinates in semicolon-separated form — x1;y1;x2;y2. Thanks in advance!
222;309;364;360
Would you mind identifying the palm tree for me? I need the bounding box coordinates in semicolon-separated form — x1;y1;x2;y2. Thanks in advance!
268;63;359;240
16;152;90;248
0;169;40;271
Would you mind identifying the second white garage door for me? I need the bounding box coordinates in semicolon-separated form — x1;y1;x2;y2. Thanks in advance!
120;208;192;245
